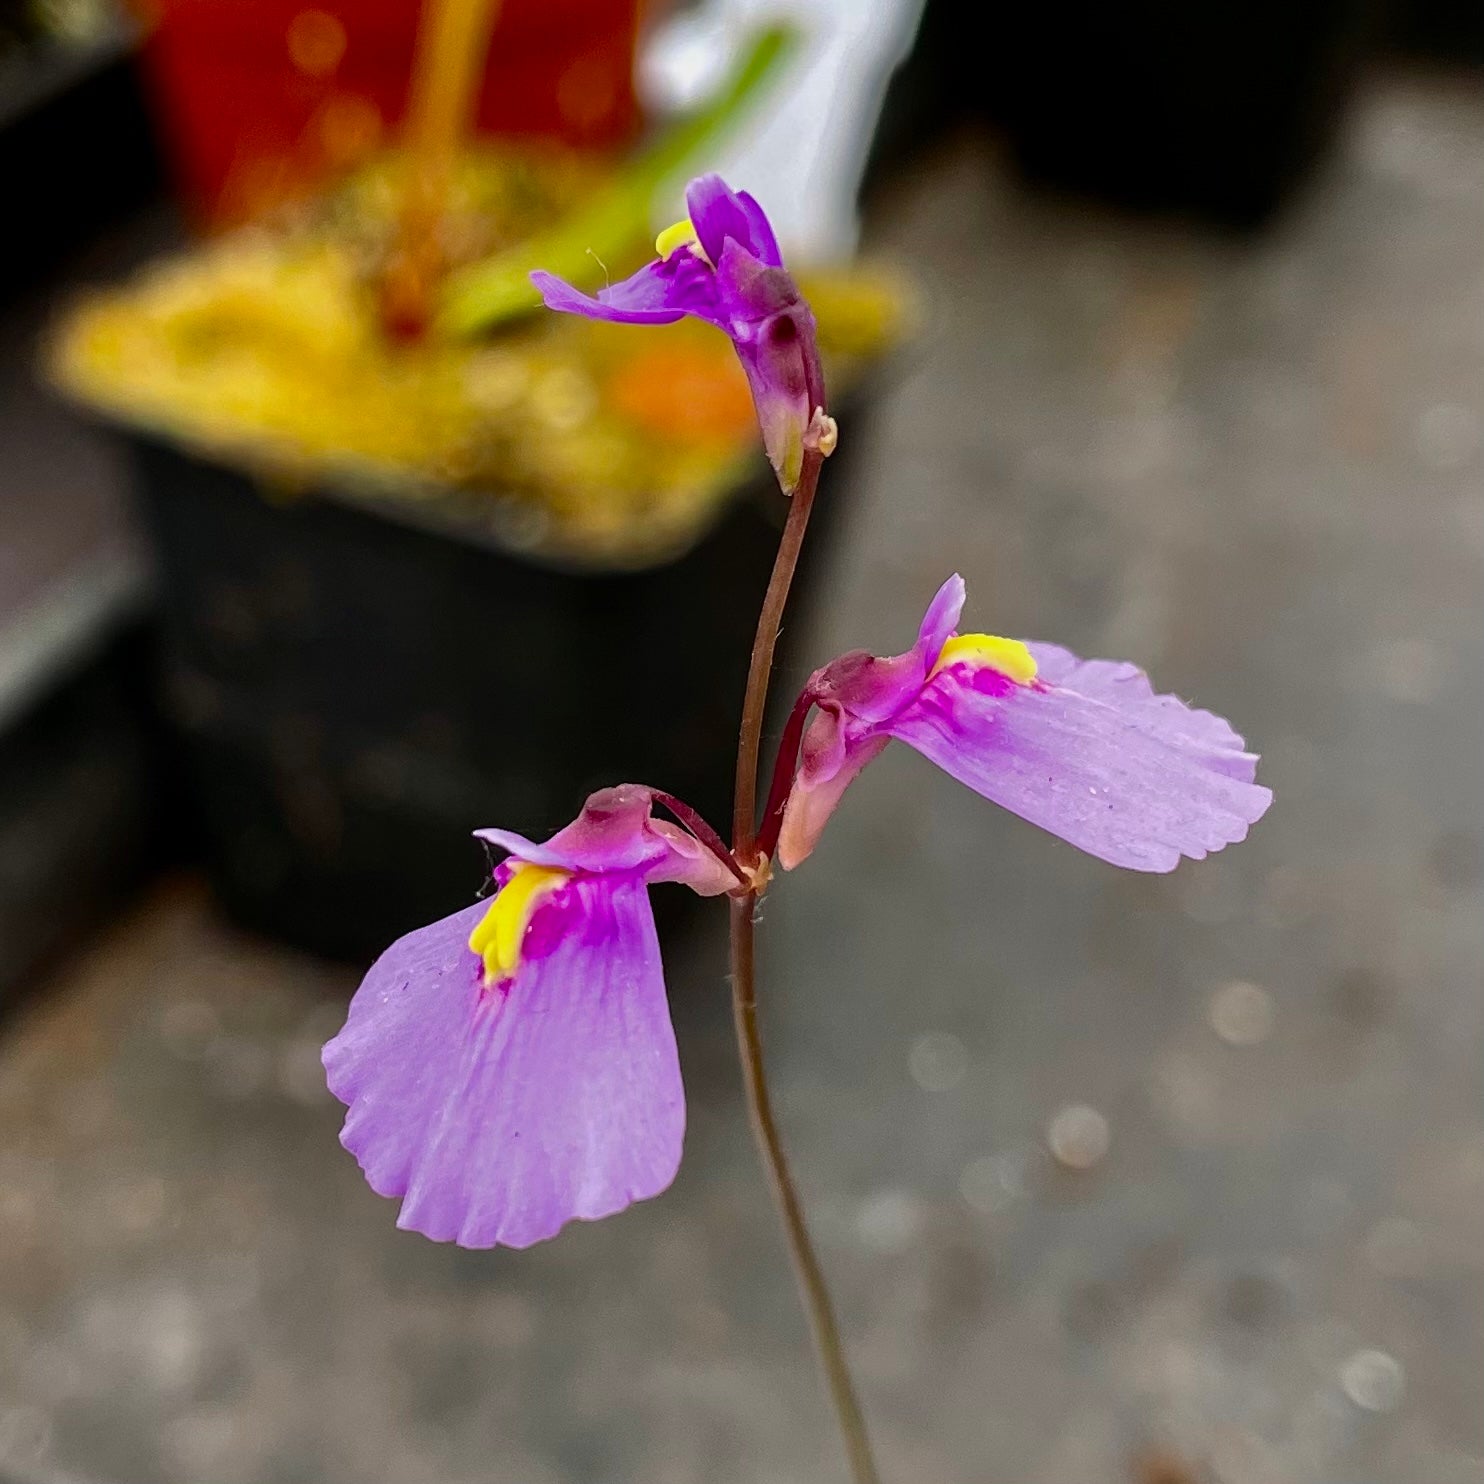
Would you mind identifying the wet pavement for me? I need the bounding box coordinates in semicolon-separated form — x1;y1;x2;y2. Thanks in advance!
2;75;1482;1484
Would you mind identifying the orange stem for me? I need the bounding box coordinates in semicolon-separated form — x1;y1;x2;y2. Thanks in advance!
382;0;502;339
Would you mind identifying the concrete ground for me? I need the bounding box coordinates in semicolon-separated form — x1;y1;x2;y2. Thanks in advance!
1;75;1481;1484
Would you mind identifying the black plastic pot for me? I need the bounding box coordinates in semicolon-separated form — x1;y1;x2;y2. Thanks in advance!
0;619;168;1016
0;24;161;293
127;435;842;961
992;0;1373;227
882;0;1374;228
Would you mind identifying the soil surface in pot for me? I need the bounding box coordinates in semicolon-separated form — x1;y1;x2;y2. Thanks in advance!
50;146;910;568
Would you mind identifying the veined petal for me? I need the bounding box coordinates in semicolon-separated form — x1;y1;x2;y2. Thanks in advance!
1027;643;1256;776
777;577;1270;872
324;880;683;1249
470;826;572;869
888;661;1272;872
531;264;682;324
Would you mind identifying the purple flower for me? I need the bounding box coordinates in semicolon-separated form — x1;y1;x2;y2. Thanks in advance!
777;575;1273;873
532;174;827;493
323;785;736;1249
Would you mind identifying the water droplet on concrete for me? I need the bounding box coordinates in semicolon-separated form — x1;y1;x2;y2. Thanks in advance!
1047;1104;1110;1170
908;1032;968;1093
1339;1348;1405;1412
1209;980;1275;1046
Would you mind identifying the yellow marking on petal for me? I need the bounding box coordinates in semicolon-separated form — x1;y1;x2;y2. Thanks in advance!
468;863;570;986
656;218;709;264
931;633;1038;685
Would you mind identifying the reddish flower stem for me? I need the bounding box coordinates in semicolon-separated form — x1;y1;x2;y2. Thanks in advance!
732;451;822;859
728;448;882;1484
728;898;880;1484
652;792;749;888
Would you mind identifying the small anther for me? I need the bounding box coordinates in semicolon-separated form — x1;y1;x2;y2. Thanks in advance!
805;408;838;457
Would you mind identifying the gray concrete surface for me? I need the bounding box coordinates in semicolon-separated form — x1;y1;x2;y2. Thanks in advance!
1;76;1481;1484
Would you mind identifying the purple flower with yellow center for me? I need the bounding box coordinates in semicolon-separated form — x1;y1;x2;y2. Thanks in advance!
322;785;736;1249
777;575;1272;873
532;173;829;494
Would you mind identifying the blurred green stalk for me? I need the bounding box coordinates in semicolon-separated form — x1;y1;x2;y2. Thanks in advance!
437;23;797;339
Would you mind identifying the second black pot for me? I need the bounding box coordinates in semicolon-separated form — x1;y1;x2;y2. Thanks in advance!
128;434;844;961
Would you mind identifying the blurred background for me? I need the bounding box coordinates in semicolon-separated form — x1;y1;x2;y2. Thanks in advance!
1;0;1481;1480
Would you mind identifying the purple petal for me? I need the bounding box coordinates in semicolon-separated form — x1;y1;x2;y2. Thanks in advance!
324;880;684;1248
686;173;782;268
475;784;660;873
731;308;815;492
474;784;734;894
471;827;570;868
888;664;1272;872
713;239;805;323
806;574;966;726
916;574;968;660
531;259;716;326
1026;644;1255;776
734;191;784;267
801;581;961;733
646;820;738;895
531;266;679;325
